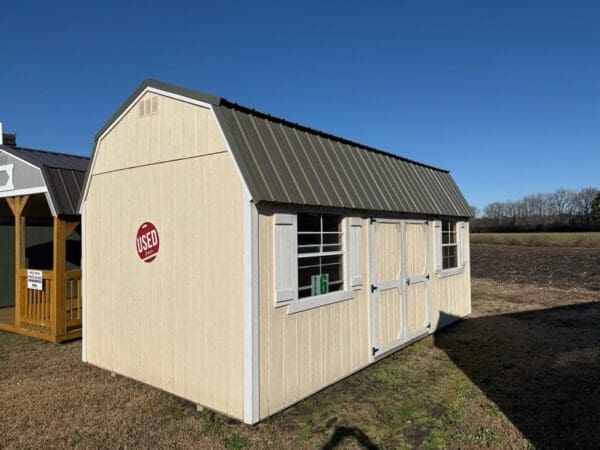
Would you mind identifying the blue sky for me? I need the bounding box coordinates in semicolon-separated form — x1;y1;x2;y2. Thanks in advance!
1;1;598;210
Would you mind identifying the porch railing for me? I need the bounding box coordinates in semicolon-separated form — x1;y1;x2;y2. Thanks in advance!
65;269;82;330
19;269;53;331
17;268;82;337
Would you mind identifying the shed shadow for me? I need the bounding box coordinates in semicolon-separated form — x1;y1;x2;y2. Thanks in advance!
434;303;600;449
321;425;380;449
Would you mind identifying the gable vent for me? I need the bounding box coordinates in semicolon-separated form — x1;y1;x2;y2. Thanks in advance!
138;96;159;118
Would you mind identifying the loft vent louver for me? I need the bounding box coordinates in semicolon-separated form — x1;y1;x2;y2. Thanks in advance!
138;96;159;118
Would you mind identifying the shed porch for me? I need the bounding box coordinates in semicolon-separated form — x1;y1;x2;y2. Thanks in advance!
0;194;82;342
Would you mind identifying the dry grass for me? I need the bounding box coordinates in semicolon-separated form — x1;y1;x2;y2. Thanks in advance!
471;232;600;248
0;279;598;449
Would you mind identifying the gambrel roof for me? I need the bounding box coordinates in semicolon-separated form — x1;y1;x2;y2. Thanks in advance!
0;144;89;216
89;79;472;218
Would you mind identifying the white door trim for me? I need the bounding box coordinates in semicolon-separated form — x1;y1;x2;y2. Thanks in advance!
369;219;432;361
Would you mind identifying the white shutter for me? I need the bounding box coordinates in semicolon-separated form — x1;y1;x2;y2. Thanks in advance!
348;217;362;289
274;213;297;304
433;220;442;272
458;221;466;267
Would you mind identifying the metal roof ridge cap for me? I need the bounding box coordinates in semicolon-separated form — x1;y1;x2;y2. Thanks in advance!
0;145;88;160
219;100;450;174
93;79;223;142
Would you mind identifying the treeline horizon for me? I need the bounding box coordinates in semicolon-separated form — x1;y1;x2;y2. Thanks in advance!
471;187;600;232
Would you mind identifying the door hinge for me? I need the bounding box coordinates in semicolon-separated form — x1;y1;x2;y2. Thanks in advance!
372;347;379;356
370;217;376;224
406;278;411;286
426;273;430;280
371;284;378;293
427;322;431;329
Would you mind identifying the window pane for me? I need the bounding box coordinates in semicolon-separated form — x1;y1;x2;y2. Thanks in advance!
328;281;343;293
322;262;342;283
323;233;342;245
298;233;321;246
322;254;342;266
298;265;321;290
297;212;344;299
298;256;320;269
322;214;342;232
442;244;458;269
299;287;312;299
298;245;320;254
442;220;456;244
298;213;320;232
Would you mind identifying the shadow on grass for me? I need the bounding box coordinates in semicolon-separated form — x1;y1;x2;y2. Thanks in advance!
435;302;600;449
321;426;379;449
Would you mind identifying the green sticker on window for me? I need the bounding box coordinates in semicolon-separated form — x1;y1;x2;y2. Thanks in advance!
311;274;329;296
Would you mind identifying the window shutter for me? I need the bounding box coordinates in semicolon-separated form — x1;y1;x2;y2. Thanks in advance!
274;213;297;304
348;218;362;289
433;221;442;272
458;221;466;267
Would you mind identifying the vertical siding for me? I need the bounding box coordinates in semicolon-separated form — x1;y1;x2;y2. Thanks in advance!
429;221;472;328
257;211;370;419
258;214;470;419
91;92;225;175
83;95;245;420
404;223;428;334
373;222;403;347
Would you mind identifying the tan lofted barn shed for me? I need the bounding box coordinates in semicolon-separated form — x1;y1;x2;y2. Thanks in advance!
79;79;473;424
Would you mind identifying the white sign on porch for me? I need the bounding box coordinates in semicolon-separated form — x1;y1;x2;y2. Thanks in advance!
27;269;43;291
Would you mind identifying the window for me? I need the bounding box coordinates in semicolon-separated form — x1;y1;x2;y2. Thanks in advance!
297;213;344;299
441;220;458;269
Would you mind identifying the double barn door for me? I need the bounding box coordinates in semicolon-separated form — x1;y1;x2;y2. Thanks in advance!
369;219;431;359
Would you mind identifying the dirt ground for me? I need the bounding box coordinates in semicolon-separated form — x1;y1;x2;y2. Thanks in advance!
471;244;600;291
1;251;599;448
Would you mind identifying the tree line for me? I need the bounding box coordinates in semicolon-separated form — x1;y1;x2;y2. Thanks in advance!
471;187;600;232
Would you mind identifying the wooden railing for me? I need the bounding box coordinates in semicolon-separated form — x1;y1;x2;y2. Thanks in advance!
65;269;82;330
19;269;53;331
17;268;82;337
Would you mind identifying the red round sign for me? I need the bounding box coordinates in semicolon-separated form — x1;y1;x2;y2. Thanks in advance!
136;222;160;263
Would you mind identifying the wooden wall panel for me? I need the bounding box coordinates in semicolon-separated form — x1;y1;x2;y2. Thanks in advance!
257;214;471;419
257;211;370;419
84;121;244;419
429;221;472;329
91;92;226;176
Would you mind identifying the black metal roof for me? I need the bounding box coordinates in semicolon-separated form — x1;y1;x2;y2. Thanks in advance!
88;79;472;218
0;145;89;216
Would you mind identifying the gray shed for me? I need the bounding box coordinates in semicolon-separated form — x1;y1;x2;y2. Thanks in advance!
0;129;89;342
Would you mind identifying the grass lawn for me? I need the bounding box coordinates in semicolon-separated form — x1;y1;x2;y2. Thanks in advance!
470;232;600;248
1;279;598;449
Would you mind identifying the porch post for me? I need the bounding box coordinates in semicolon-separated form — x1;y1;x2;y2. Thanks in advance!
6;195;29;328
52;217;67;339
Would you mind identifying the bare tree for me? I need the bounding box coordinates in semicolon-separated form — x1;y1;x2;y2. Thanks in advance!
572;187;599;216
475;186;599;232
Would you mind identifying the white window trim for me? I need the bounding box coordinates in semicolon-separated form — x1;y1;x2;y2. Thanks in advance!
288;289;354;314
282;214;355;313
437;220;466;278
438;266;464;278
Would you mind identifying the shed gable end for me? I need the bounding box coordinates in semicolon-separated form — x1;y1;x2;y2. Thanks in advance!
92;91;228;176
0;150;45;193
